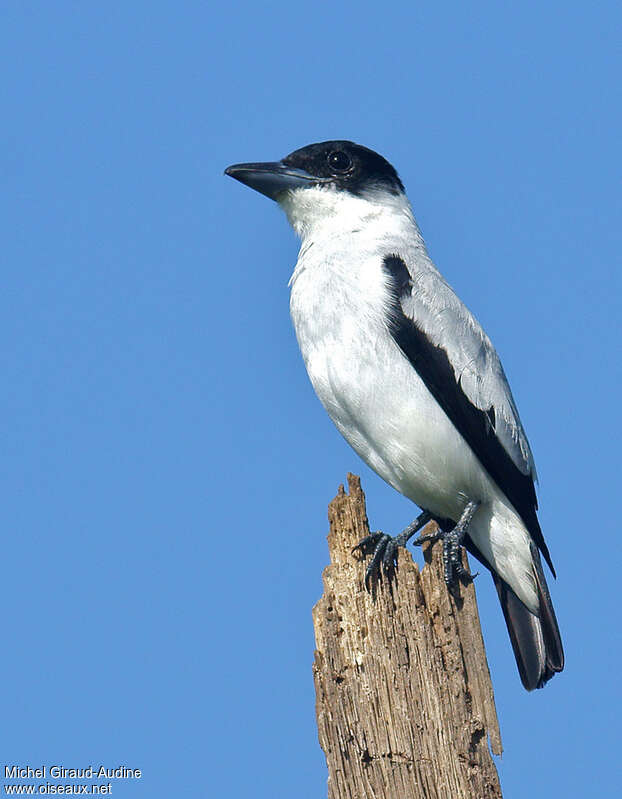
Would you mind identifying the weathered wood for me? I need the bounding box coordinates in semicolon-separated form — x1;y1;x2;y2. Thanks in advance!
312;474;503;799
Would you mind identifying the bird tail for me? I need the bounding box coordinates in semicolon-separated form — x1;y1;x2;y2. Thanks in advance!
493;543;564;690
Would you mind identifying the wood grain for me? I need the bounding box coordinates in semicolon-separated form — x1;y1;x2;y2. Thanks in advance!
312;474;503;799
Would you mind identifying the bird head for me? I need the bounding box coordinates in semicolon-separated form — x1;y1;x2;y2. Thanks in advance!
225;140;405;237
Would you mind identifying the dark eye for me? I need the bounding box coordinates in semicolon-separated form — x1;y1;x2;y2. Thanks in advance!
327;150;352;173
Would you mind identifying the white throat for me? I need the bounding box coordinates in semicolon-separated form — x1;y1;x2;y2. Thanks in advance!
278;185;422;247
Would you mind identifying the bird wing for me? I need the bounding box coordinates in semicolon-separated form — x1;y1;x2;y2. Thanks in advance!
382;254;554;573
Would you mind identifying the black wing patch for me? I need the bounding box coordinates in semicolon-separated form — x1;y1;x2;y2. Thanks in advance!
382;255;554;574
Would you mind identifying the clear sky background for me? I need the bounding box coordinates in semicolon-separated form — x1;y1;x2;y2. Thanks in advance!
1;1;620;796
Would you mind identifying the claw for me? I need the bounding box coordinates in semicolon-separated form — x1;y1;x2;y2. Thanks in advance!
355;502;480;592
351;532;385;557
364;534;394;591
352;510;432;590
413;500;480;588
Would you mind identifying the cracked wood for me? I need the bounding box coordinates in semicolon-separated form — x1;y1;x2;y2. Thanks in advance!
312;474;503;799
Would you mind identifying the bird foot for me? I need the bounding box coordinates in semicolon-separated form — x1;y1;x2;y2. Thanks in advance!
412;500;480;587
352;511;431;591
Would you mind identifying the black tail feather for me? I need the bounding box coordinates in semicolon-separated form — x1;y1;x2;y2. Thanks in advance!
529;541;565;677
493;550;564;690
465;534;564;690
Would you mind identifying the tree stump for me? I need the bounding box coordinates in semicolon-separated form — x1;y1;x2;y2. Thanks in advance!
312;474;503;799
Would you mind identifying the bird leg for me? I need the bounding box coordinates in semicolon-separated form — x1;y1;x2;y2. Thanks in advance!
352;510;432;590
412;499;480;586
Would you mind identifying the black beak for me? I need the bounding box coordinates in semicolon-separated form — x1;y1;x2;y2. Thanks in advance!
224;161;322;201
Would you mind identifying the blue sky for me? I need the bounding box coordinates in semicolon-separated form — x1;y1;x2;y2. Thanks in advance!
1;1;620;796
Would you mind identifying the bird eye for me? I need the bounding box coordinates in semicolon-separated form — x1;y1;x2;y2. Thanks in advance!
327;150;352;173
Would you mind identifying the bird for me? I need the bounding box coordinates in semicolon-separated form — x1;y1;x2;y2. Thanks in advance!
225;140;564;690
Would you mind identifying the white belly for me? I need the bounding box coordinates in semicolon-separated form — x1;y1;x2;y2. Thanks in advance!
293;306;537;610
301;317;489;518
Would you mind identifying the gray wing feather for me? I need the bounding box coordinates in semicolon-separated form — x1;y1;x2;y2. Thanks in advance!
397;257;537;480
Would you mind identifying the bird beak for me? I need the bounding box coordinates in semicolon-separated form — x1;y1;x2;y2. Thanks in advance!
224;161;321;201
